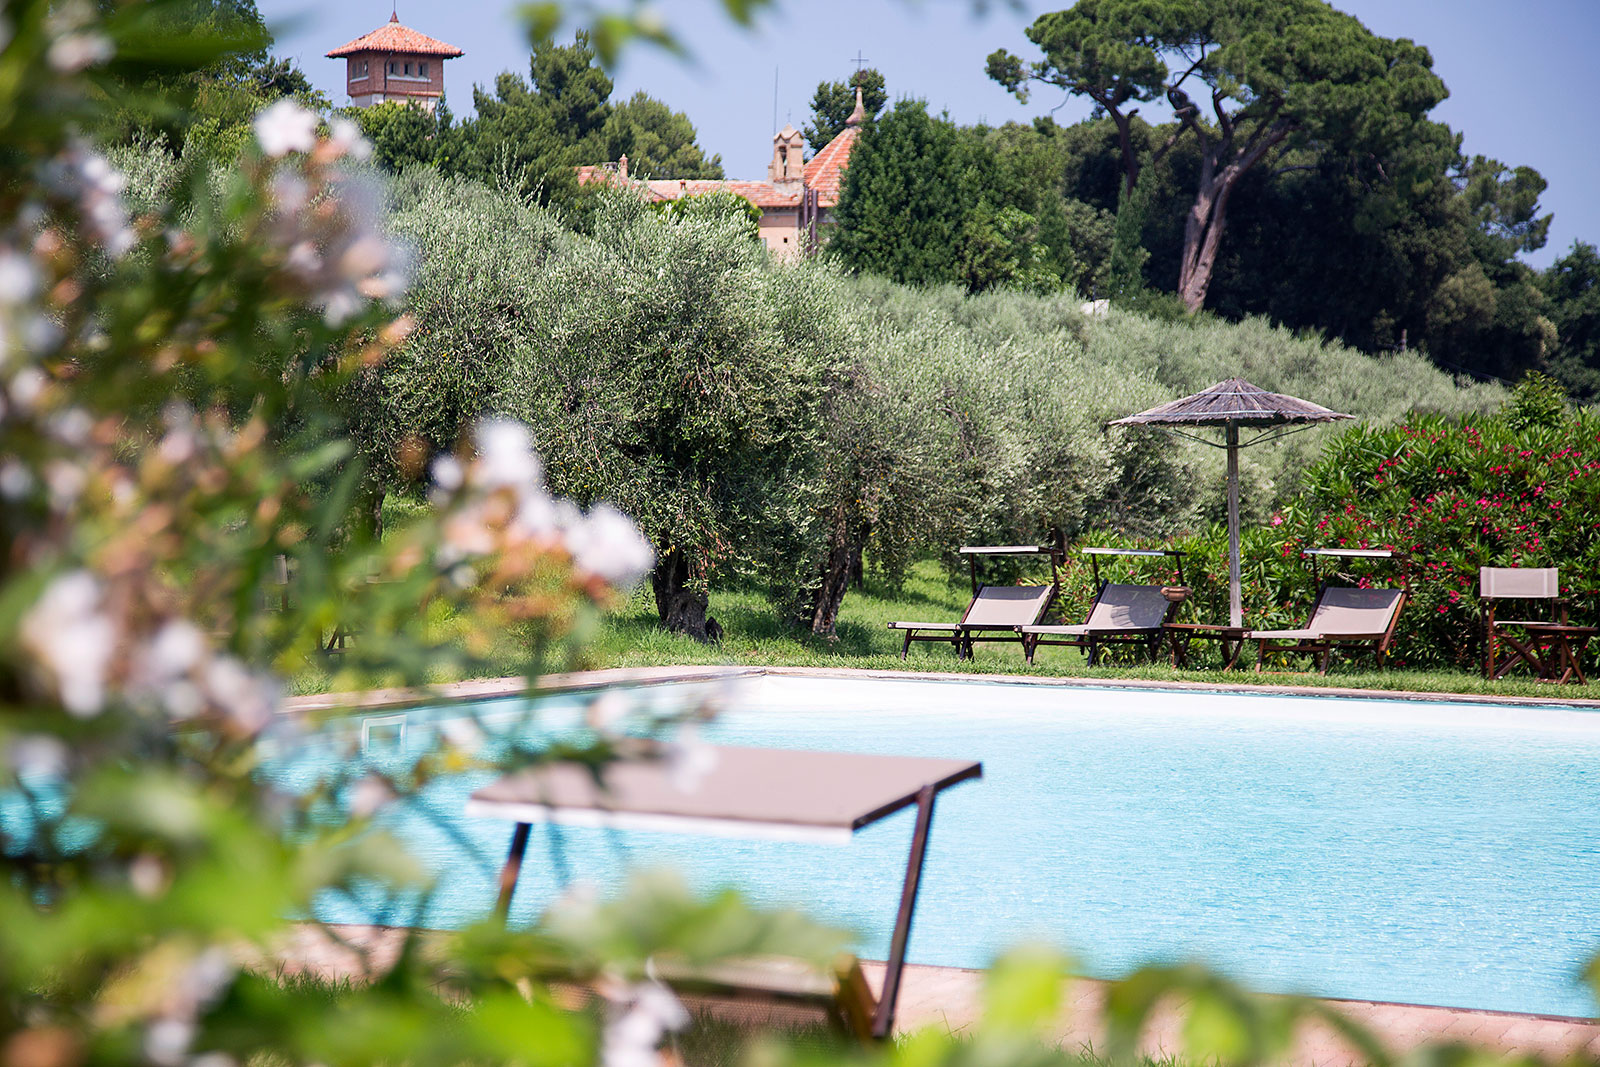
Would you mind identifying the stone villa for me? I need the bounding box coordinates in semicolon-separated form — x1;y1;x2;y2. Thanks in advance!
582;88;867;257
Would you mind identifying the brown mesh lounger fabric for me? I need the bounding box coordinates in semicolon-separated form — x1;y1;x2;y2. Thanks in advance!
888;582;1055;660
1018;582;1178;665
1248;585;1408;673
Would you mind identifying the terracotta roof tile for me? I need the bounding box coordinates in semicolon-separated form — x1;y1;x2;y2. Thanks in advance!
644;179;802;210
327;19;464;58
802;126;859;207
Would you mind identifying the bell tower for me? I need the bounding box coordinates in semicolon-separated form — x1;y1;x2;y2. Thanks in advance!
768;124;805;184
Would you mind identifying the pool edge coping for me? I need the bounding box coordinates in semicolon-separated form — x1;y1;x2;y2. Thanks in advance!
282;664;1600;714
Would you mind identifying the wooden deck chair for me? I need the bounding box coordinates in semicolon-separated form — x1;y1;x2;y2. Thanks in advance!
1480;567;1592;682
1249;585;1408;673
888;582;1055;660
1018;582;1178;665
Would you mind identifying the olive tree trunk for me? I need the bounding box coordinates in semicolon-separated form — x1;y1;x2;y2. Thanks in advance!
798;505;870;638
651;546;721;643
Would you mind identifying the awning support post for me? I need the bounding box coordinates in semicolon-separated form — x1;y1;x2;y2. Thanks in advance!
494;822;532;922
872;784;937;1039
1226;422;1242;628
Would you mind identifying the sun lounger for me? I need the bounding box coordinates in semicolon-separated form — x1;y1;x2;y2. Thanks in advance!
1249;585;1407;672
468;745;983;1042
887;545;1061;659
1015;548;1186;666
1019;582;1178;665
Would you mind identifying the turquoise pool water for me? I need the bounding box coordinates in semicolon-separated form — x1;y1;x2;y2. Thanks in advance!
271;676;1600;1018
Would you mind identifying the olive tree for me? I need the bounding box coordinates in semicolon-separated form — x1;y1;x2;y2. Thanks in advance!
514;192;848;639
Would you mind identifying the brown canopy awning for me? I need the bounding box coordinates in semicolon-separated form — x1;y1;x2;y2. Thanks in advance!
466;746;982;843
1110;377;1353;428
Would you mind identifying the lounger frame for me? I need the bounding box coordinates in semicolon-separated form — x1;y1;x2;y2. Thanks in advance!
1251;584;1408;673
1019;581;1179;665
888;545;1062;660
1017;548;1186;666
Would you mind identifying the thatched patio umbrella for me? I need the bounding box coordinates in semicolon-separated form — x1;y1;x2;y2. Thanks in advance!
1109;378;1353;628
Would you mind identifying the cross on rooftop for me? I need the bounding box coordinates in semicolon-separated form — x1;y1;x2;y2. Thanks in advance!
851;50;870;72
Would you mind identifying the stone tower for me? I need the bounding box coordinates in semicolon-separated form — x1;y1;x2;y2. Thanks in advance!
768;124;805;184
326;12;464;113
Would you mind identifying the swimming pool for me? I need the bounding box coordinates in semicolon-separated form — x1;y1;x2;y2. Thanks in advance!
274;675;1600;1019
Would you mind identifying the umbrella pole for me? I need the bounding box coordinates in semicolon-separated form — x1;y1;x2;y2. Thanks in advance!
1226;423;1242;628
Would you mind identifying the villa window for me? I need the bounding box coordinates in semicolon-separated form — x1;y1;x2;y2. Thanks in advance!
388;61;396;74
403;61;412;75
420;62;429;77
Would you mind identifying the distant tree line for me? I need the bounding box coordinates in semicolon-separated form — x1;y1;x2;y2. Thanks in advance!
103;5;723;215
104;1;1600;403
822;0;1600;398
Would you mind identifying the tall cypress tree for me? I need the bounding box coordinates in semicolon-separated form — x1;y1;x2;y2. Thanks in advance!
828;101;971;286
1106;179;1149;299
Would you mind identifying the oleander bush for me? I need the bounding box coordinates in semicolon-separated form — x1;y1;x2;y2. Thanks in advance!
1277;374;1600;669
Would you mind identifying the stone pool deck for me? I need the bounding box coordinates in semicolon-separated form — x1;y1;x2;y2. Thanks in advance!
279;924;1600;1065
283;663;1600;716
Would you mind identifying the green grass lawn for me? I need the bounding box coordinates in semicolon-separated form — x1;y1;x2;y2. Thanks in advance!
291;558;1597;702
583;560;1593;700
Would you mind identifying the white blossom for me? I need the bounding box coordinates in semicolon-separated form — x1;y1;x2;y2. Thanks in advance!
327;117;373;162
128;853;166;897
567;504;654;587
179;948;235;1009
10;365;45;409
23;313;61;353
585;690;630;734
0;459;33;499
437;716;484;753
0;248;38;303
47;31;112;72
48;407;92;446
269;171;311;214
284;240;321;277
253;100;318;158
348;775;395;817
601;981;688;1067
666;724;719;794
58;145;134;257
473;419;542;490
430;454;464;493
20;570;116;717
143;1019;193;1067
44;458;86;508
146;620;205;678
5;733;68;777
320;288;364;327
201;656;278;735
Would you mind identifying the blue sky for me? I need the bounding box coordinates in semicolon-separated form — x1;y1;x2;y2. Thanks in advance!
262;0;1600;268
